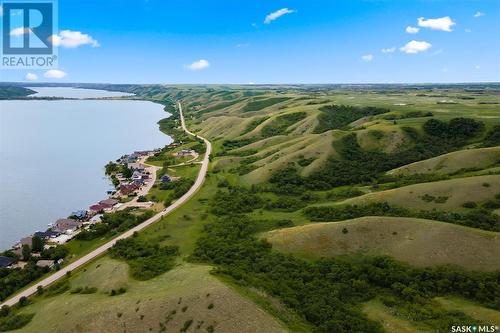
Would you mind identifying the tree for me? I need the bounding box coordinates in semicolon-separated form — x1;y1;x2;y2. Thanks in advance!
21;244;31;260
31;235;44;253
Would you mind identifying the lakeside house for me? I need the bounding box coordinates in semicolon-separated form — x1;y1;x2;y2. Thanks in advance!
120;183;139;195
0;256;15;268
17;237;33;249
34;230;60;241
52;218;83;234
128;163;145;172
99;198;119;206
71;210;87;220
36;260;55;268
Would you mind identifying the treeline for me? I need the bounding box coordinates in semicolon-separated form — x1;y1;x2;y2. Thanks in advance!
0;264;46;301
109;236;179;280
307;117;484;189
314;104;390;133
303;202;500;231
191;214;499;332
260;112;306;138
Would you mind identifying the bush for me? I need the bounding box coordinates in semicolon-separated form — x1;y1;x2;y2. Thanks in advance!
314;104;389;133
109;238;179;280
0;313;34;331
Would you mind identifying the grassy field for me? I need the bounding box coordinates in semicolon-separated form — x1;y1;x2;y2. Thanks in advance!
342;175;500;212
362;300;429;333
265;216;500;271
435;297;500;324
16;261;287;333
388;146;500;175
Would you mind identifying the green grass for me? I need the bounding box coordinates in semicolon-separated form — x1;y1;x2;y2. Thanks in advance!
343;175;500;212
265;216;500;271
435;297;500;324
362;300;428;333
241;97;292;112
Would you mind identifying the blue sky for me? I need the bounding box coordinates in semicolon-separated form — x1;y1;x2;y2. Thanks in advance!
1;0;499;83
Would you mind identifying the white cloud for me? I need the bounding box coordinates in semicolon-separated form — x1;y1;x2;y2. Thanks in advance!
475;64;481;69
417;16;455;32
474;11;484;18
44;69;67;79
361;54;374;62
25;73;38;81
186;59;210;71
49;30;99;48
10;27;31;36
441;67;448;73
381;47;396;53
465;28;472;33
264;8;295;24
400;40;432;54
406;26;420;34
236;43;250;48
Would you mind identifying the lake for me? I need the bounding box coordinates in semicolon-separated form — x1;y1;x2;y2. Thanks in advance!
0;88;172;249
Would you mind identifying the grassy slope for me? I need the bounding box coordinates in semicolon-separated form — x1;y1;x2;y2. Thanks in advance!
265;216;500;271
342;175;500;212
362;300;429;333
16;260;286;333
388;146;500;176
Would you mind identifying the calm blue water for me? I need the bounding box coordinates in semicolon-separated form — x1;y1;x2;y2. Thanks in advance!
0;88;171;249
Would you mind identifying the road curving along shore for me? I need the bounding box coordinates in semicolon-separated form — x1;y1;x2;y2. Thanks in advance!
0;101;211;308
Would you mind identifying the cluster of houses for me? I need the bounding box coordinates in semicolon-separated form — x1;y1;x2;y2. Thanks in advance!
0;150;159;270
115;151;157;196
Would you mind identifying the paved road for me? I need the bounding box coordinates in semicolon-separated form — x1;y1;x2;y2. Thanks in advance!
0;102;212;308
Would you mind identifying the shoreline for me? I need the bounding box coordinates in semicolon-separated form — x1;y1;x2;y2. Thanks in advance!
0;93;173;252
1;101;212;308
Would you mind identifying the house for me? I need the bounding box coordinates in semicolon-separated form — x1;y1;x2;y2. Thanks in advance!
89;214;103;224
71;210;87;220
128;163;145;172
52;218;83;234
120;183;139;195
0;256;14;268
132;170;143;180
160;175;171;183
18;237;33;249
89;204;105;213
99;198;119;206
174;148;195;157
36;260;55;268
133;179;144;187
34;230;60;241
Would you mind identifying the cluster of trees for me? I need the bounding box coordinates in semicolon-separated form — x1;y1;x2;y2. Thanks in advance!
76;209;154;241
382;111;433;120
314;104;390;133
160;178;195;205
241;97;291;113
211;187;264;216
303;202;500;231
306;118;485;190
0;305;33;331
109;237;179;281
483;125;500;147
423;117;484;140
191;214;499;332
260;112;307;138
0;264;45;301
